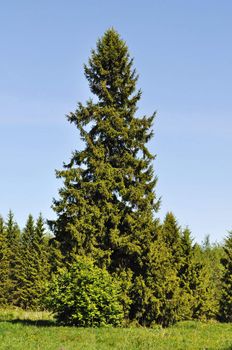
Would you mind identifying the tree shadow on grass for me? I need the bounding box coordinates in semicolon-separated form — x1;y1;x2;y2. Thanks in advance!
0;318;57;327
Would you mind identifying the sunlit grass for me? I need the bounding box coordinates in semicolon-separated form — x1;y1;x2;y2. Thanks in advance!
0;309;231;350
0;307;53;322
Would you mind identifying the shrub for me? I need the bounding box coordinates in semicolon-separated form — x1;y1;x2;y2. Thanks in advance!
45;257;123;326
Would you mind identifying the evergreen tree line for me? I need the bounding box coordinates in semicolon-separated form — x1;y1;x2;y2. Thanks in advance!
1;28;232;327
0;211;50;309
0;210;231;325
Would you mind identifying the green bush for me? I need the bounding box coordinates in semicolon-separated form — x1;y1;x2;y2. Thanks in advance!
45;257;123;327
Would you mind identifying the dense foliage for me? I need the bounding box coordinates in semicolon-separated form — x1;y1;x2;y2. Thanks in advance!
45;257;123;326
0;209;227;325
0;29;230;327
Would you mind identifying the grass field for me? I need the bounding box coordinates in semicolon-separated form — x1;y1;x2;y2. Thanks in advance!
0;309;232;350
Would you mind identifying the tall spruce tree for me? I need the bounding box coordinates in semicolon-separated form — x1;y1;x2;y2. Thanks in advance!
50;28;159;322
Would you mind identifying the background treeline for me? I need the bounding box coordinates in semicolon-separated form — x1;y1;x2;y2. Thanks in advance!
0;210;231;326
0;211;50;309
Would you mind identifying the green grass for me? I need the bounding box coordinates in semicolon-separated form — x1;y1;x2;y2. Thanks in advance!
0;309;232;350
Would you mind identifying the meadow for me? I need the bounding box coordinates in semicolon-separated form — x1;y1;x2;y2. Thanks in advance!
0;309;232;350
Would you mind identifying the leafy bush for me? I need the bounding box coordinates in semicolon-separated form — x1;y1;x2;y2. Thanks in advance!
45;257;123;326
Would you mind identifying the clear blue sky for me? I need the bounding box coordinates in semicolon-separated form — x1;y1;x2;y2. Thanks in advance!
0;0;231;243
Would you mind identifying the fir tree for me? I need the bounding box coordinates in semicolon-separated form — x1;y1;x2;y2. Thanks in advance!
15;214;50;309
190;241;219;320
145;213;185;326
220;231;232;322
34;214;50;304
178;227;195;319
0;216;9;305
14;214;36;308
50;28;159;323
146;228;181;327
177;227;210;320
161;212;182;266
5;210;20;305
199;236;223;319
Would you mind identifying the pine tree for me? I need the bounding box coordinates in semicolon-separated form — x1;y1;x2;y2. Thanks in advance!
219;231;232;322
50;28;159;323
